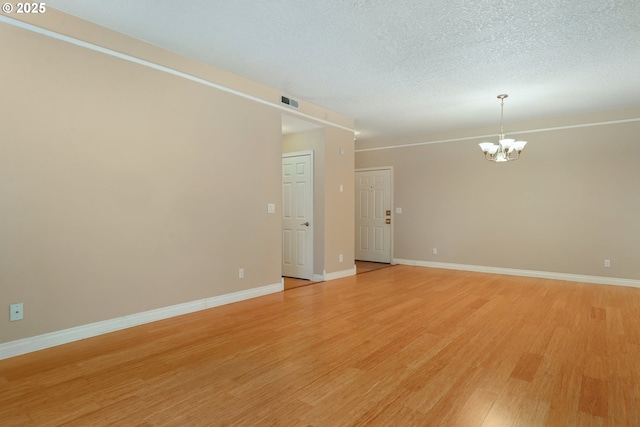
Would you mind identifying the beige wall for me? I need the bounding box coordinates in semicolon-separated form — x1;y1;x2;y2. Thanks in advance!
0;11;353;344
356;107;640;280
323;126;356;273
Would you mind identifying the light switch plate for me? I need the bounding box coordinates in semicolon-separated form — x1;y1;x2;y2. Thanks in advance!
267;203;276;214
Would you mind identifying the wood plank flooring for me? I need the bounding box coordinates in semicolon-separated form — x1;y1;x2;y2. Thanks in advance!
1;265;640;426
283;261;390;290
354;261;392;274
283;276;315;291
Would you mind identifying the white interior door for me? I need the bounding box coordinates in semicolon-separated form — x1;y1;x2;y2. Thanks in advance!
355;168;391;263
282;152;313;279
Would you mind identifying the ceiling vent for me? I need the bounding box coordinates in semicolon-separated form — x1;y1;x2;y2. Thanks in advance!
281;96;299;108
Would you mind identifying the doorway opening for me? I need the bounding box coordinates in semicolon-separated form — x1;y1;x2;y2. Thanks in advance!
282;151;314;280
281;115;324;286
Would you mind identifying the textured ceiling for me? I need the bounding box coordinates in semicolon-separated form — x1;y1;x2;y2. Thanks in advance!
46;0;640;141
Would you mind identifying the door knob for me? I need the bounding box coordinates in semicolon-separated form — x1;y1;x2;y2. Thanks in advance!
301;222;310;226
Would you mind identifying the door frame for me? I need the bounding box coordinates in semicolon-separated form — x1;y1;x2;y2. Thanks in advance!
355;166;394;264
282;150;314;279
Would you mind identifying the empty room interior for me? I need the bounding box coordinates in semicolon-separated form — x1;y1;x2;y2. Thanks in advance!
1;2;639;426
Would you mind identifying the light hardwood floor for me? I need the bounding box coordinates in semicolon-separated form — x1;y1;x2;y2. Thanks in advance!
283;261;391;290
1;265;639;426
354;261;392;274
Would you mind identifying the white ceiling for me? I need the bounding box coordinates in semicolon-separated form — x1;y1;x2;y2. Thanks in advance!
47;0;640;141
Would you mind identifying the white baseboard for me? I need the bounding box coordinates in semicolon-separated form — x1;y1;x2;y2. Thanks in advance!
312;265;357;282
0;281;283;361
393;258;640;289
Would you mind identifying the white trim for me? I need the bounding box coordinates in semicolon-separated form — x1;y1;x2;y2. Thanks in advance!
0;282;283;361
312;265;357;282
393;258;640;288
356;117;640;152
354;167;394;172
0;15;353;134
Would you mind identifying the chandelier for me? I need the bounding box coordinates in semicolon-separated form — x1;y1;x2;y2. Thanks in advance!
478;94;527;162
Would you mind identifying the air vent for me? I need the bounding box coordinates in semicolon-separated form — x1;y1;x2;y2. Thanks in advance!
281;96;299;108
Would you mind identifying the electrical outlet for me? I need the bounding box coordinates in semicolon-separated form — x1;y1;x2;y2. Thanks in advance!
10;303;23;321
604;259;611;268
339;254;344;262
433;248;438;255
239;268;245;278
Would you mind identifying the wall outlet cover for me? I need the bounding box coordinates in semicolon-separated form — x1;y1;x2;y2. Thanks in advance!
10;303;24;321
